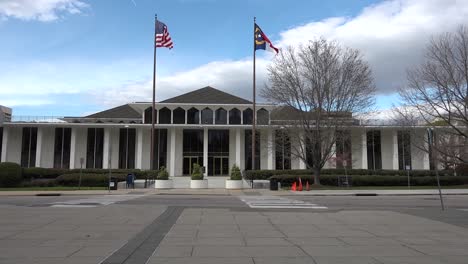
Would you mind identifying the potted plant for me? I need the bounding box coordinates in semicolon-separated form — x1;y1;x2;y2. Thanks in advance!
154;166;173;189
225;164;243;189
190;163;208;189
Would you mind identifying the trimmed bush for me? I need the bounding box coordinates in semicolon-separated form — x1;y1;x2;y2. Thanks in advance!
191;163;203;180
269;174;468;187
56;173;126;187
0;162;23;187
22;179;57;187
21;167;145;179
456;163;468;176
245;169;455;180
22;167;68;180
230;164;242;180
157;167;169;180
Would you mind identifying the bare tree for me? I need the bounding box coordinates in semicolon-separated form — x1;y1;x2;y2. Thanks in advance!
262;39;375;184
398;26;468;167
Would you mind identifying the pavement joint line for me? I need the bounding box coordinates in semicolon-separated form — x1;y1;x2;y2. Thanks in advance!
99;206;184;264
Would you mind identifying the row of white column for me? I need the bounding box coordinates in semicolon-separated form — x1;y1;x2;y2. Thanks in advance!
0;126;429;171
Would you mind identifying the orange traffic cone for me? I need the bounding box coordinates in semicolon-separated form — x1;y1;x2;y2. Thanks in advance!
306;181;310;191
291;182;297;191
298;177;303;191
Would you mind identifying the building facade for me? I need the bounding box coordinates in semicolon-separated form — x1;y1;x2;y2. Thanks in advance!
0;87;430;176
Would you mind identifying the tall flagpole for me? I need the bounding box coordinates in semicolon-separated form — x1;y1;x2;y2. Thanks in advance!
251;16;256;188
150;14;157;171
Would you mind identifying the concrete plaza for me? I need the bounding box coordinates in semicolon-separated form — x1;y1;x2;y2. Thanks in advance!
0;193;467;264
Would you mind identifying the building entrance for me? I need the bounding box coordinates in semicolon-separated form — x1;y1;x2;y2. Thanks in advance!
208;130;229;176
183;129;204;176
208;156;229;176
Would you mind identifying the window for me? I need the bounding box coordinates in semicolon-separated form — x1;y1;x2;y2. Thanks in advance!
367;130;382;170
257;108;269;125
305;131;321;169
144;107;156;124
201;108;213;124
173;107;185;124
152;129;168;170
275;130;291;170
53;128;71;169
398;131;412;170
86;128;104;168
0;127;3;162
245;130;260;170
243;108;253;124
336;130;352;169
187;108;199;124
21;127;37;168
119;128;136;169
229;108;241;124
215;108;227;125
159;107;171;124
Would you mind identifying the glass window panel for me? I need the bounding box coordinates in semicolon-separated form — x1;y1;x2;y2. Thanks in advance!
21;127;31;167
245;130;260;170
275;130;291;170
336;130;352;169
215;108;227;124
257;108;269;125
229;108;241;124
187;108;199;124
144;107;156;124
86;128;96;168
159;107;171;124
243;109;253;125
367;130;382;170
201;108;213;124
173;107;185;124
398;131;412;170
54;128;64;169
152;129;168;170
62;128;71;169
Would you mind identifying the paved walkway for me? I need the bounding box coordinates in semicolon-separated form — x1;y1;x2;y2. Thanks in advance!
147;208;468;264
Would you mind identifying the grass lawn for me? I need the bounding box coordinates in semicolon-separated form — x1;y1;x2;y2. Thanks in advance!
0;187;107;191
284;185;468;190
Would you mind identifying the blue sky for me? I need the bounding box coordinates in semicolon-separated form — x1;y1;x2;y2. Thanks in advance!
0;0;467;117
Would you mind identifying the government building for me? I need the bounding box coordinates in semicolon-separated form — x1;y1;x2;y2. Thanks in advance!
0;86;430;177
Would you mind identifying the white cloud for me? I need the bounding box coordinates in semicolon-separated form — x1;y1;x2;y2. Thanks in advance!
95;0;468;109
93;58;270;106
0;0;88;21
276;0;468;93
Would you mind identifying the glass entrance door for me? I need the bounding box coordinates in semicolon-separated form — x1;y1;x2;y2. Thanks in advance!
183;156;203;175
208;156;229;176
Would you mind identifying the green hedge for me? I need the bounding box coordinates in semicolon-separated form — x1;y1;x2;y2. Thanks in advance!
269;174;468;187
0;162;23;187
55;173;126;187
22;167;156;179
22;167;68;179
245;169;455;180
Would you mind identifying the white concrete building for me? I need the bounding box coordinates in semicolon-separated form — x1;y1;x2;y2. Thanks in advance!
0;87;430;176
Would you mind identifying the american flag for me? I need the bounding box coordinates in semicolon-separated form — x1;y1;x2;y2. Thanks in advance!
155;20;173;49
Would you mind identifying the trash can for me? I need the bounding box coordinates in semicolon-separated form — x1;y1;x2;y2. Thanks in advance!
109;177;118;190
270;178;278;191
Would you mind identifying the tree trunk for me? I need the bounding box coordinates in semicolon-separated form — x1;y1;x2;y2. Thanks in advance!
313;167;321;185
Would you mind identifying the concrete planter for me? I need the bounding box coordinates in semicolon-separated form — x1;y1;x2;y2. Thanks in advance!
225;179;243;189
190;179;208;189
155;179;173;189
